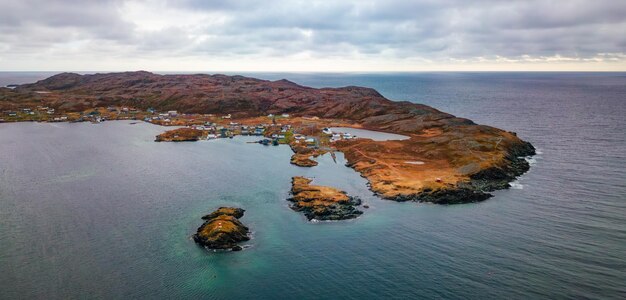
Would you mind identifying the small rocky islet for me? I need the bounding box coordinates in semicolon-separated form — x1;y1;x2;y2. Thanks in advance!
288;176;363;221
289;144;321;167
155;127;205;142
193;207;250;251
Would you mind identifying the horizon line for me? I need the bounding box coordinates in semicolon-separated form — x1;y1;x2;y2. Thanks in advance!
2;70;626;74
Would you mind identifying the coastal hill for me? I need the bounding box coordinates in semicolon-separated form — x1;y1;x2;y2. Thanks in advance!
2;71;470;132
0;71;535;203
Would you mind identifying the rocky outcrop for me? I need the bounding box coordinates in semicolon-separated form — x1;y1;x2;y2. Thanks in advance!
336;127;535;204
155;128;204;142
288;177;362;221
193;207;250;251
290;154;318;167
289;144;321;167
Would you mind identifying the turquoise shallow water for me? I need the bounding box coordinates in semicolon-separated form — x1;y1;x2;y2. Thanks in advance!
1;72;625;299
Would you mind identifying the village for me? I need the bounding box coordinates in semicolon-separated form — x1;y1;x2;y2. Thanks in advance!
1;105;358;150
186;115;354;144
152;110;358;150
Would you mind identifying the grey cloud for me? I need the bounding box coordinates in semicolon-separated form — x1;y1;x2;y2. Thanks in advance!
172;0;261;11
0;0;134;48
176;0;626;59
0;0;625;68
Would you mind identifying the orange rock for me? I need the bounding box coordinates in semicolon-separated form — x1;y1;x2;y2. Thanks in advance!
155;128;204;142
193;207;249;251
288;177;362;221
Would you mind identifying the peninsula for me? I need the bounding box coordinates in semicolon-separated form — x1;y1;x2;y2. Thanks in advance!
0;71;535;205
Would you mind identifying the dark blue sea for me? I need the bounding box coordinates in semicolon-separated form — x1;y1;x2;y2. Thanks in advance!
1;72;625;299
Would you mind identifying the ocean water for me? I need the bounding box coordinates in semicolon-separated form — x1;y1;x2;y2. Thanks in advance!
0;72;625;299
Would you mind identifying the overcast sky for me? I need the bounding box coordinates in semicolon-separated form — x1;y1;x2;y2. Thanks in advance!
1;0;625;71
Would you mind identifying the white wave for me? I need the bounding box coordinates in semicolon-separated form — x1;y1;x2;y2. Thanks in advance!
525;156;538;166
510;181;524;189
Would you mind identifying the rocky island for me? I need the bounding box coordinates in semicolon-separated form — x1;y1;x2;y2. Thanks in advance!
155;127;205;142
0;71;535;205
193;207;250;251
289;144;321;167
288;177;363;221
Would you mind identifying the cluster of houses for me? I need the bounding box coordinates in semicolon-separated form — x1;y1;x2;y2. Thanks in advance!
267;113;290;118
143;110;178;123
77;111;105;123
183;121;321;147
181;123;357;147
108;106;146;115
3;110;17;117
293;134;317;146
1;105;358;149
4;107;53;116
187;122;294;141
322;127;355;142
51;116;69;122
2;106;60;121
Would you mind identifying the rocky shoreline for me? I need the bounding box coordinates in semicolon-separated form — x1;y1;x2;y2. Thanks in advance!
3;71;536;206
193;207;250;251
288;176;363;221
335;124;536;205
359;140;536;204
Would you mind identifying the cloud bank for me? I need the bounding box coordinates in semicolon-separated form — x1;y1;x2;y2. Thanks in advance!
1;0;625;71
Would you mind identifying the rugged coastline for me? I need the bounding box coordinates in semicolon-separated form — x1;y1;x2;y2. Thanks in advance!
0;71;535;205
335;127;535;204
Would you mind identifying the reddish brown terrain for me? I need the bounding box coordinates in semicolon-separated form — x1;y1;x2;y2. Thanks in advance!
193;207;250;251
334;127;533;203
0;71;535;204
289;144;321;167
0;71;474;127
155;127;205;142
289;177;362;220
